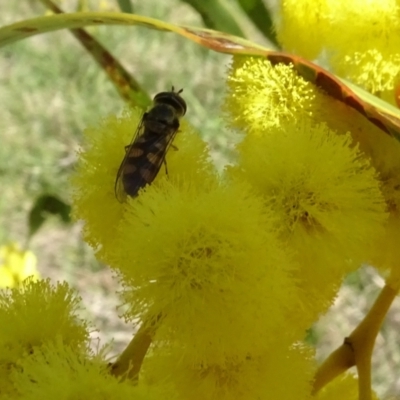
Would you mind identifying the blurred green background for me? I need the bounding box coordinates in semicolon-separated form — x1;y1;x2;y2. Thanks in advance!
0;1;399;397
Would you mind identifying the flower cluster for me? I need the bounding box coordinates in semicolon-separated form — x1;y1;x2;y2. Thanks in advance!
277;0;400;102
0;279;90;396
275;0;400;289
66;46;392;397
10;340;158;400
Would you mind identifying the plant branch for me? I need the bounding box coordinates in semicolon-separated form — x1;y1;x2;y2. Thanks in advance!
313;282;399;397
312;338;354;392
110;319;156;381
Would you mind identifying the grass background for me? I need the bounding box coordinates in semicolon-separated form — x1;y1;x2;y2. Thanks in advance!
1;1;400;397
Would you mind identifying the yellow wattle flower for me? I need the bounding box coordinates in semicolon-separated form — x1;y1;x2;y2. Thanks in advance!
0;242;39;288
70;109;138;251
276;0;327;59
0;279;89;350
276;0;400;98
370;215;400;289
224;56;317;134
144;343;315;400
114;177;306;361
229;119;386;316
0;279;89;396
224;56;388;317
12;340;160;400
341;111;400;288
223;55;373;142
333;50;400;95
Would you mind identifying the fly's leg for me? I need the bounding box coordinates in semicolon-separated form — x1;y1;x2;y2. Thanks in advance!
163;159;169;176
164;144;178;176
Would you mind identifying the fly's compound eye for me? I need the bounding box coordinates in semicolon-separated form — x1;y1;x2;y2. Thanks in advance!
154;89;187;117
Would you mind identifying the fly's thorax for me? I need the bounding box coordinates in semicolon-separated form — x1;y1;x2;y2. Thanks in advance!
144;103;180;133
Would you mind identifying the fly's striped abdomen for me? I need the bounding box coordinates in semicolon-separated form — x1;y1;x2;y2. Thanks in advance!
121;134;173;197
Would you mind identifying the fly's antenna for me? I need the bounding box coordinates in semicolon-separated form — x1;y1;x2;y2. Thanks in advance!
171;85;183;94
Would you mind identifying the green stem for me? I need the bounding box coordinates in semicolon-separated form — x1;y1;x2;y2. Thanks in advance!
350;283;398;400
312;339;354;393
312;283;399;397
110;321;154;381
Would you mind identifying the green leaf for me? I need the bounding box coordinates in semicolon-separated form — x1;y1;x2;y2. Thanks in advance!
28;195;71;238
237;0;278;47
0;12;270;51
304;327;319;346
1;12;399;141
339;77;400;142
116;0;133;13
265;52;400;143
181;0;247;37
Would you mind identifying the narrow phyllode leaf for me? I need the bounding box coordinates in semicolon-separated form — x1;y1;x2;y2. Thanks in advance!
181;0;248;38
116;0;134;13
264;52;400;142
1;12;400;140
237;0;279;47
340;77;400;137
0;12;270;52
38;0;150;108
28;194;71;238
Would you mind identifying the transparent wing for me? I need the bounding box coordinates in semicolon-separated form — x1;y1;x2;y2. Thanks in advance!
114;115;146;203
115;126;179;202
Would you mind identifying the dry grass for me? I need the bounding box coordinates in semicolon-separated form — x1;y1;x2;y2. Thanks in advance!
0;1;399;397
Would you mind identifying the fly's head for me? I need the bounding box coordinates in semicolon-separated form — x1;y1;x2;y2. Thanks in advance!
153;88;187;118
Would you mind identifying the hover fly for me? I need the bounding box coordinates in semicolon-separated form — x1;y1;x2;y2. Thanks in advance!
115;87;187;202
